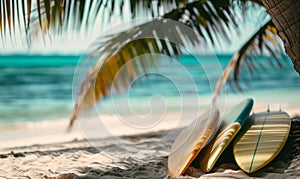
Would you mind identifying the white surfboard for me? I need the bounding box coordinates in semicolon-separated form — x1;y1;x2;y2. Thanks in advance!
168;108;220;178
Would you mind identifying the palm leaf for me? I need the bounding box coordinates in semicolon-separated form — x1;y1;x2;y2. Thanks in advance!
212;19;286;102
68;0;239;128
0;0;102;43
69;19;194;128
0;1;33;41
163;0;238;44
0;0;187;41
1;0;238;46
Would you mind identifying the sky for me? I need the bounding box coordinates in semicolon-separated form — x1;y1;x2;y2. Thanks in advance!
0;1;268;55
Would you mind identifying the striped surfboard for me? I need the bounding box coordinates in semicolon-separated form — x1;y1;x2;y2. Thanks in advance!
233;111;290;173
199;98;253;172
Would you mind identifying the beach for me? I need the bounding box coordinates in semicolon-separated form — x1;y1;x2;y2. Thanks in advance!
0;118;299;179
0;0;300;178
0;95;299;179
1;55;300;178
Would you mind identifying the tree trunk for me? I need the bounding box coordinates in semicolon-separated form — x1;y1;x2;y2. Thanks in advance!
261;0;300;74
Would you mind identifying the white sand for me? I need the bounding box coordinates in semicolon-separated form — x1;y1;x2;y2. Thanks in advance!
0;91;299;178
0;125;299;179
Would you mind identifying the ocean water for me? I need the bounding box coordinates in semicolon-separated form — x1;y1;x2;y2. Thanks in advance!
0;54;299;125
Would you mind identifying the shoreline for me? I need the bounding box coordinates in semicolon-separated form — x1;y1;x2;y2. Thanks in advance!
1;88;300;150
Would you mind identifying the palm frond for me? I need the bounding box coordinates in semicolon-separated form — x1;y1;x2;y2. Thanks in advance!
68;0;239;128
0;0;187;38
28;0;102;40
0;0;104;43
1;0;238;46
69;19;196;128
0;0;27;42
118;0;188;18
163;0;238;44
212;19;286;102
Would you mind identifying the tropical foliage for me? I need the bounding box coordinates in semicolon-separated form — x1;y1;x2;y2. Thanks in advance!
0;0;288;127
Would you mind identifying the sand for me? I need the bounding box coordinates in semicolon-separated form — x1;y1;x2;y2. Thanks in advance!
0;116;299;179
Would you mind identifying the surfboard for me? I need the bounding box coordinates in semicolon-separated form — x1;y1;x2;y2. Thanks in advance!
233;111;290;173
199;98;254;172
168;108;220;178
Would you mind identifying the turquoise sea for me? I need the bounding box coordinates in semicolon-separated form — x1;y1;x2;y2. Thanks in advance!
0;54;299;125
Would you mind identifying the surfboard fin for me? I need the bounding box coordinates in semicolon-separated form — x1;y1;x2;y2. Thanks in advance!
279;104;282;112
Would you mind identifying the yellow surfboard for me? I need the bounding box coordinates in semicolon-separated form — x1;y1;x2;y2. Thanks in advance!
233;111;290;173
199;98;254;172
168;108;220;178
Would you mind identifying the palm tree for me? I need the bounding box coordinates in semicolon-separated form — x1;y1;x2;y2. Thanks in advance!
261;0;300;74
0;0;298;127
